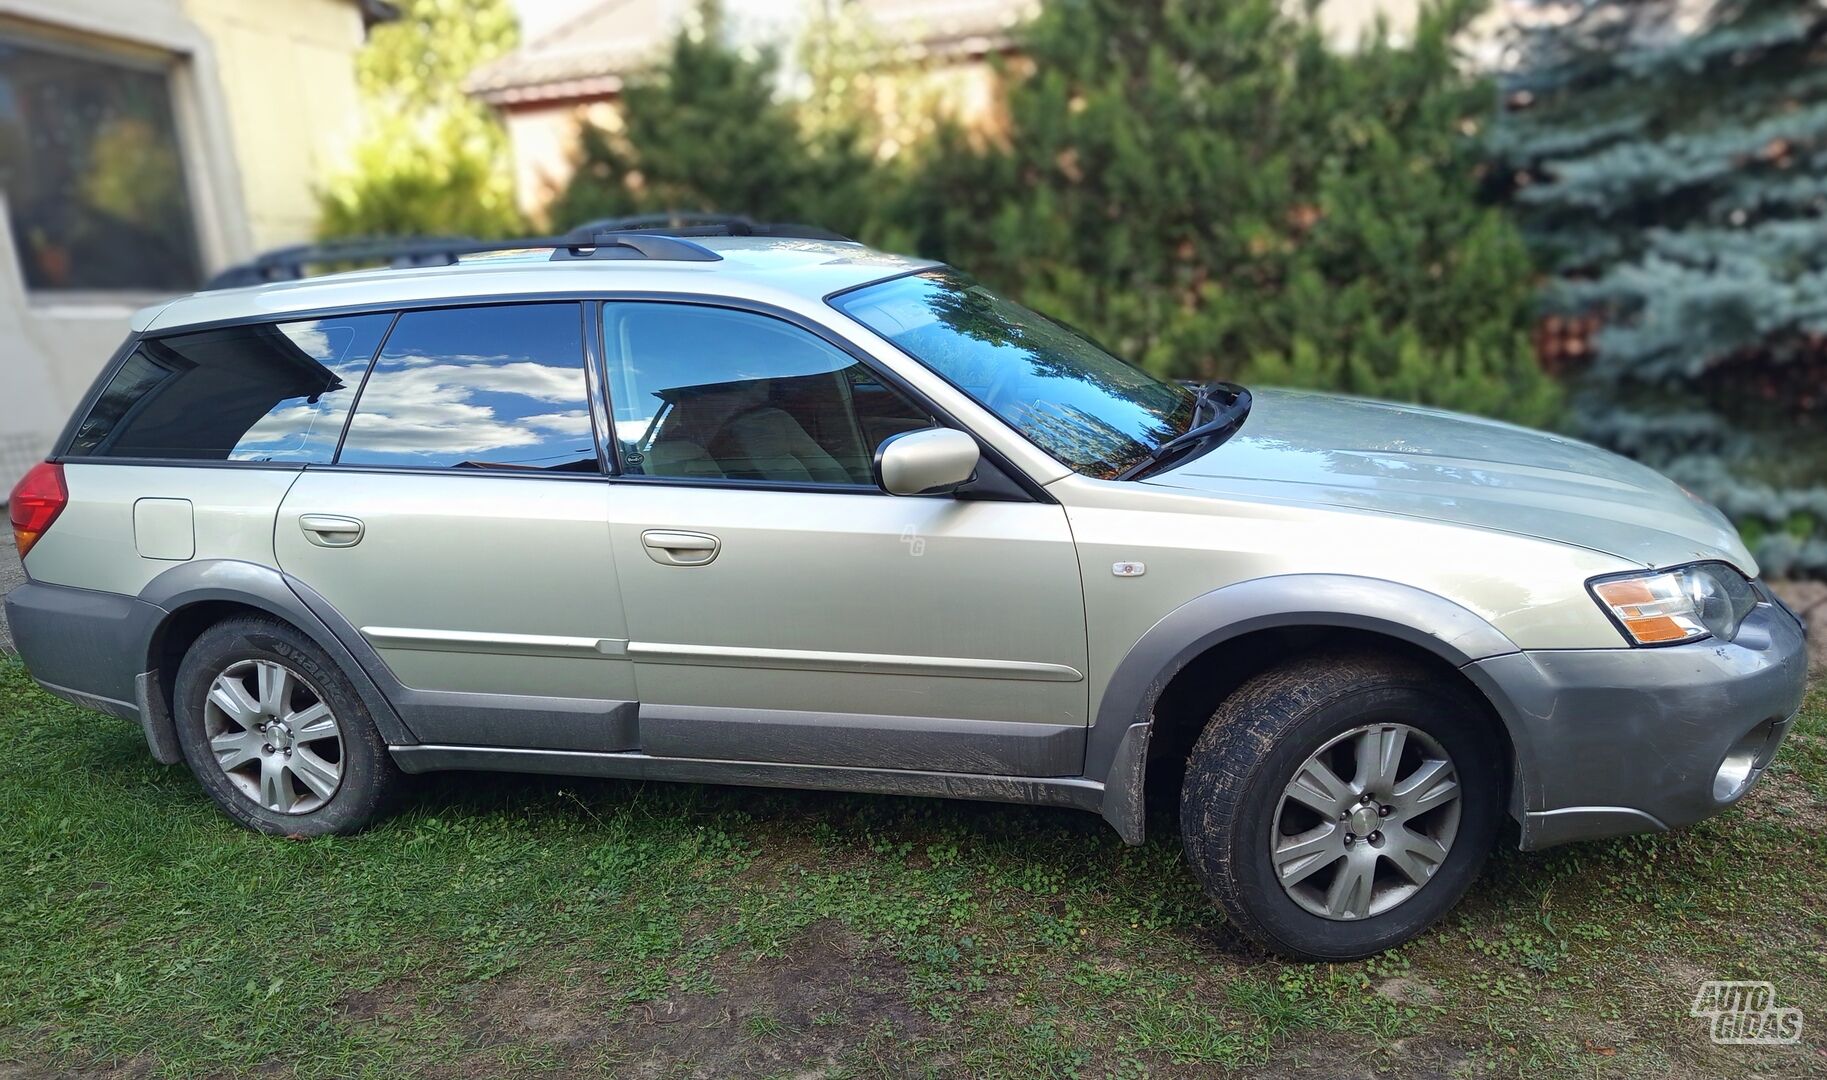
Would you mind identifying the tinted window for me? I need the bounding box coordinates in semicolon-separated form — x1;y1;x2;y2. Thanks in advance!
0;38;201;291
834;271;1196;479
66;314;391;461
338;304;596;471
603;303;934;484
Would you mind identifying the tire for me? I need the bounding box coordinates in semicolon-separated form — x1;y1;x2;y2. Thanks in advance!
1180;651;1503;961
173;616;401;836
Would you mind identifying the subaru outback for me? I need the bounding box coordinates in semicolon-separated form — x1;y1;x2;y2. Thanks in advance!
4;224;1808;960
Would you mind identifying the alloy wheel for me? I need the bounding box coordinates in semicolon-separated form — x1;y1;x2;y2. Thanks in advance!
202;658;343;814
1270;723;1463;921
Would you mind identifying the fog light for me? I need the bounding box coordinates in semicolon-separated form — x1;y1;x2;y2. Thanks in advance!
1713;720;1776;802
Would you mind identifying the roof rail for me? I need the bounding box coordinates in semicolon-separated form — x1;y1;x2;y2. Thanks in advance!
199;214;850;291
563;213;854;243
549;232;722;263
201;236;487;290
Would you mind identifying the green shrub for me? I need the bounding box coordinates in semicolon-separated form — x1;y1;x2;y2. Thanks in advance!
316;0;524;240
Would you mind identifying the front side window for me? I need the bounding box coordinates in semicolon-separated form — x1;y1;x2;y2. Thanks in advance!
65;314;391;462
338;304;597;471
0;37;201;291
833;271;1196;479
603;302;935;484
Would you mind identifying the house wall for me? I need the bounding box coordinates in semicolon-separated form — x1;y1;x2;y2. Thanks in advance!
0;0;368;495
182;0;367;252
503;99;623;225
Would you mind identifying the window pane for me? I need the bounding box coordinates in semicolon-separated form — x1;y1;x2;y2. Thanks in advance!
0;39;201;291
66;314;391;462
339;304;596;471
604;303;933;484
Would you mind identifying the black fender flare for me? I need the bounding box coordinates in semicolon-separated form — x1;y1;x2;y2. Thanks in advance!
1084;574;1532;845
135;559;416;749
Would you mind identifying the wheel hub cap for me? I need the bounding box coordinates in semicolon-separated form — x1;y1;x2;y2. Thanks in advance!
1347;803;1381;836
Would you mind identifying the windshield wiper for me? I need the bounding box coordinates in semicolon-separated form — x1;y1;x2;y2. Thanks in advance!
1117;382;1251;481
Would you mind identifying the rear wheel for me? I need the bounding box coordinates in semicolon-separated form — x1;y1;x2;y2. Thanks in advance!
173;616;400;836
1180;652;1503;960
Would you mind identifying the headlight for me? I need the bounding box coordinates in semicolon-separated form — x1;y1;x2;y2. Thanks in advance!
1589;562;1760;646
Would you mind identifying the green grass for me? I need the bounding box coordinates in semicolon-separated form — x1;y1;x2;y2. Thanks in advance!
1;656;1823;1078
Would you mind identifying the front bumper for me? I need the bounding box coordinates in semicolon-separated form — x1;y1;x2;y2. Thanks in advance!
1467;600;1809;849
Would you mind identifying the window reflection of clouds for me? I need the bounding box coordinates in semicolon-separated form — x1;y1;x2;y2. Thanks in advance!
338;305;594;469
227;315;389;463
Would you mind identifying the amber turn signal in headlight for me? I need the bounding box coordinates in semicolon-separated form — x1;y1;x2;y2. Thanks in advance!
1590;563;1759;646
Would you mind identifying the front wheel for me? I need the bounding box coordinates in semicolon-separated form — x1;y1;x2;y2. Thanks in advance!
1180;652;1503;960
173;616;401;836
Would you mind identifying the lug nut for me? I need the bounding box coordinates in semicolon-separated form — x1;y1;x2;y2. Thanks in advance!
262;744;273;753
1368;831;1382;843
1343;833;1356;845
1379;805;1392;816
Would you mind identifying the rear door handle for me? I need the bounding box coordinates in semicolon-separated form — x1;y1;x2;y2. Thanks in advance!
641;529;720;566
299;514;365;548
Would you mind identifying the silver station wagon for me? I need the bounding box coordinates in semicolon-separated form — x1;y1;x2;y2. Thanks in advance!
5;223;1809;959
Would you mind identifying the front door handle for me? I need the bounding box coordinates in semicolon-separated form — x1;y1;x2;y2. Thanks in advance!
299;514;365;548
642;529;720;567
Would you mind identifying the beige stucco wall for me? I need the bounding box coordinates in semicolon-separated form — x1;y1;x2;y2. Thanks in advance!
182;0;366;251
0;0;368;494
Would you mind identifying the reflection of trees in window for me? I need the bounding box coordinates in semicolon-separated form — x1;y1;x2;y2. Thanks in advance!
0;39;201;291
844;271;1192;478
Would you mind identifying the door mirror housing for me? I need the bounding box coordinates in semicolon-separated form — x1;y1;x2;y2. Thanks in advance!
875;428;981;496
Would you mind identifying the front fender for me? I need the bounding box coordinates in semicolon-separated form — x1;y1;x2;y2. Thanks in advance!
1086;574;1529;845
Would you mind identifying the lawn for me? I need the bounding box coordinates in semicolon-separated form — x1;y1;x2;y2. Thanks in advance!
0;656;1822;1078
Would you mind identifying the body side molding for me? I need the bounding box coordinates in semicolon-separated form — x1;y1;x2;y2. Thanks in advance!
625;641;1084;682
1084;574;1525;845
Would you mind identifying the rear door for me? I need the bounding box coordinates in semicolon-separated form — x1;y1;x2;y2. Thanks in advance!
274;302;637;751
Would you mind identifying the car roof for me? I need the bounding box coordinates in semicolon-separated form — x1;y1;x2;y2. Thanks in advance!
137;237;939;334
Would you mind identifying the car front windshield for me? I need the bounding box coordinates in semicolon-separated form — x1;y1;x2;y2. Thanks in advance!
833;270;1197;479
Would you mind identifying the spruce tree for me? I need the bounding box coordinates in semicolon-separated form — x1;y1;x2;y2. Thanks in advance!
1491;0;1827;576
893;0;1558;426
548;2;873;235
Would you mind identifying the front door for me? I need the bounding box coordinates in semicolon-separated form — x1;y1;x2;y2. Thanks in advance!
275;302;637;751
598;301;1088;776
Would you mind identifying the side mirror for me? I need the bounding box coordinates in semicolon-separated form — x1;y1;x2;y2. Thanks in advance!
874;428;981;496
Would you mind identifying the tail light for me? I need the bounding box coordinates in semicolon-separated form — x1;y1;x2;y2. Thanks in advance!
10;462;67;559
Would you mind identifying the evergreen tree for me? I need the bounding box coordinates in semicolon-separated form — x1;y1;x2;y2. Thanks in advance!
1491;0;1827;575
317;0;524;240
893;0;1558;426
548;2;874;235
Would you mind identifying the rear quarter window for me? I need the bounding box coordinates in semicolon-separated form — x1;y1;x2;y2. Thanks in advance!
65;314;392;463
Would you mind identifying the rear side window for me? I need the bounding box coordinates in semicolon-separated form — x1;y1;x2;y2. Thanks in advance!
65;314;392;462
336;304;596;471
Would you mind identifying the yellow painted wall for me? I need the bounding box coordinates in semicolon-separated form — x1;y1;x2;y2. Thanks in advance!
181;0;366;250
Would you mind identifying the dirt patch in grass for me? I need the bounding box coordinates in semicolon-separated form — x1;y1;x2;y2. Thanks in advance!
606;920;941;1078
1230;1034;1469;1078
